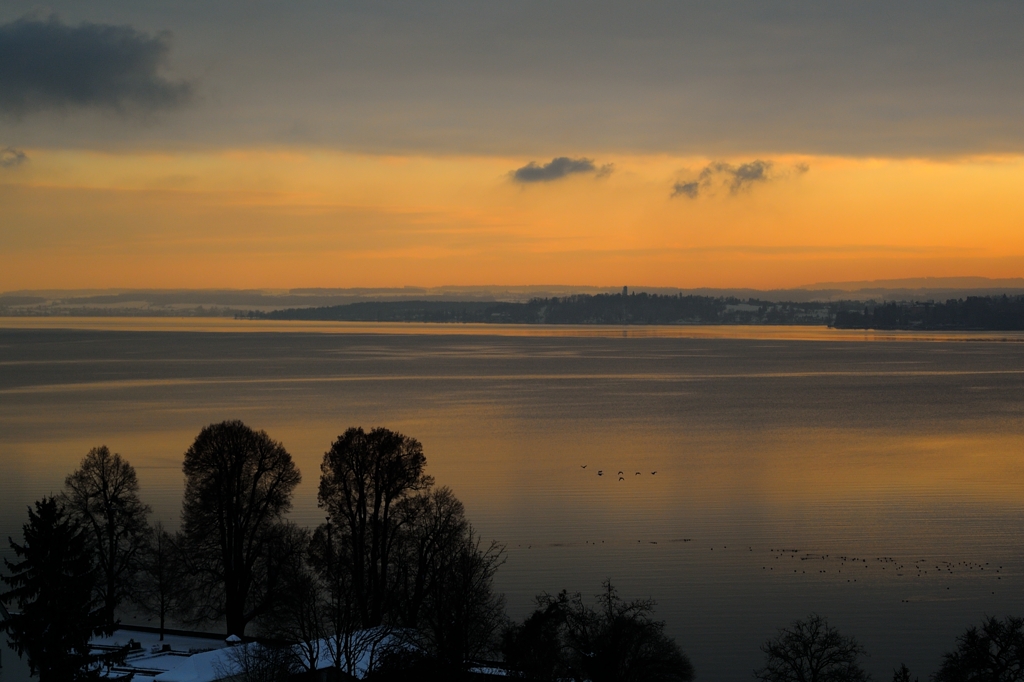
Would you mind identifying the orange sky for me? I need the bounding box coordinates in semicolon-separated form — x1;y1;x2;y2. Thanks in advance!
3;5;1024;291
2;149;1024;290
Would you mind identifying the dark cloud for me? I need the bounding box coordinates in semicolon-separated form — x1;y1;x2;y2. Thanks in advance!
0;147;27;168
729;160;772;191
2;2;1023;155
512;157;611;183
673;160;806;198
0;15;191;116
671;181;700;199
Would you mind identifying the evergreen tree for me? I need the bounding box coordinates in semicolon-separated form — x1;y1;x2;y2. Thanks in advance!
1;497;104;681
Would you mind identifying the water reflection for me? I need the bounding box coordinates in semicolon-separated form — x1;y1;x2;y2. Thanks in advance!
5;315;1024;342
1;326;1023;679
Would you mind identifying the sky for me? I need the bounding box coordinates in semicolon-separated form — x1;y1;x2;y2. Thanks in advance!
2;1;1024;290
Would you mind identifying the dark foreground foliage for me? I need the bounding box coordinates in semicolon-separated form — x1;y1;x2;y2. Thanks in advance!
178;420;303;637
62;445;152;629
1;497;105;681
892;663;918;682
754;614;868;682
934;615;1024;682
7;422;1024;682
502;581;695;682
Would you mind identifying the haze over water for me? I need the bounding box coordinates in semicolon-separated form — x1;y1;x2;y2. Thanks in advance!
2;320;1024;680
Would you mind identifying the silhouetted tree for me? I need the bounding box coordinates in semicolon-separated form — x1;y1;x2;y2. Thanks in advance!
391;487;470;630
318;427;432;628
250;525;336;674
503;581;694;682
1;497;104;681
934;615;1024;682
892;663;917;682
413;494;506;666
502;592;571;680
220;642;299;682
63;445;152;628
137;521;183;640
366;649;456;682
308;517;385;677
179;420;302;636
755;614;867;682
317;430;509;676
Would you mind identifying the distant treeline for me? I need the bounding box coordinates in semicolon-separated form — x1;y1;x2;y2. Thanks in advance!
244;293;832;325
833;296;1024;330
244;293;1024;331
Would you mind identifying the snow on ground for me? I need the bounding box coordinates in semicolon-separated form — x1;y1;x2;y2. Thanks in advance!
90;627;411;681
90;628;228;681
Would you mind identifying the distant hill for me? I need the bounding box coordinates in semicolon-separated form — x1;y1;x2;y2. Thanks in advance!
5;278;1024;317
801;276;1024;291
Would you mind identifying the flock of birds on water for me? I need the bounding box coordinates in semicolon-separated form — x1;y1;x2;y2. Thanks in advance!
752;551;1006;595
507;465;1016;602
580;464;656;481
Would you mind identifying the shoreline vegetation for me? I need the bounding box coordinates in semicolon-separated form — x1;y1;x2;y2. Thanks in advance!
1;423;698;682
242;293;1024;332
2;423;1021;681
4;283;1024;331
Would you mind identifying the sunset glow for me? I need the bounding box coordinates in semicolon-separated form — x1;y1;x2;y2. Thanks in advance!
4;149;1024;290
3;2;1024;292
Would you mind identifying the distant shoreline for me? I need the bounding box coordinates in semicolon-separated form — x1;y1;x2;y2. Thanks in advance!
4;316;1024;343
245;293;1024;332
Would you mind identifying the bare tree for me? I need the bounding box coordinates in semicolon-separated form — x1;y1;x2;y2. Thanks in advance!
250;525;333;673
137;522;183;640
63;445;151;628
179;420;302;636
571;582;693;682
318;427;432;628
399;489;506;668
392;487;471;629
934;615;1024;682
309;519;362;675
219;642;298;682
503;581;693;682
501;593;570;680
418;531;506;669
755;614;867;682
892;663;917;682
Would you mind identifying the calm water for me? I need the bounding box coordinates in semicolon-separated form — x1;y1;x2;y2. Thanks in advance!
2;320;1024;680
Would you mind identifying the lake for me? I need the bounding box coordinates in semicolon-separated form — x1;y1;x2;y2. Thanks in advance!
2;319;1023;680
